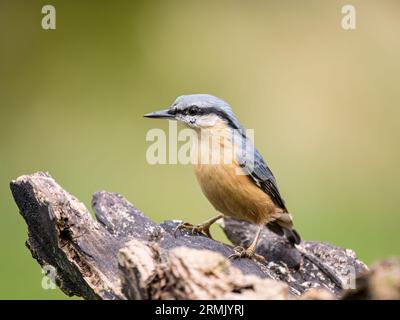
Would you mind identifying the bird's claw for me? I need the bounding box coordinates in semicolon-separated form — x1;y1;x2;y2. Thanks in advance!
228;246;266;263
174;222;213;239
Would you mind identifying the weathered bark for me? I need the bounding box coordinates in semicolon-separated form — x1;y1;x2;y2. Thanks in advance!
10;171;374;300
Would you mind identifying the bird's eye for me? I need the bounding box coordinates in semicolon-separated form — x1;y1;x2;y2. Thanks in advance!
188;106;199;116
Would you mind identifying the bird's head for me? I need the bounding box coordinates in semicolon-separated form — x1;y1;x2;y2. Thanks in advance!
144;94;241;130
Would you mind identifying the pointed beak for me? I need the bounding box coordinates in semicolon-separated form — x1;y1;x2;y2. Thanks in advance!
144;108;175;119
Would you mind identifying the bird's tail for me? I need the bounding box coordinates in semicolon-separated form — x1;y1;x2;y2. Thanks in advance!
266;214;301;245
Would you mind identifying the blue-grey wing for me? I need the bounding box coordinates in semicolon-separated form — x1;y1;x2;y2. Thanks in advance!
236;138;286;210
251;150;286;210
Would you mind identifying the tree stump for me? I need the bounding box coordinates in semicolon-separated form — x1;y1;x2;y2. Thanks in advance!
10;172;373;300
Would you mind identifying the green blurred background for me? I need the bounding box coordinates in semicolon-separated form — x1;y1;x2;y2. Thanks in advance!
0;0;399;299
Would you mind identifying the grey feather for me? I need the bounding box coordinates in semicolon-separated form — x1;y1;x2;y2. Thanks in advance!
233;128;287;211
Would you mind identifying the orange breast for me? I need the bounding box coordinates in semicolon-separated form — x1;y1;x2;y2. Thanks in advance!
191;121;280;225
194;162;278;225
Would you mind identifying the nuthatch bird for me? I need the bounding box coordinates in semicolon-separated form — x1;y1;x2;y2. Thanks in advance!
145;94;301;261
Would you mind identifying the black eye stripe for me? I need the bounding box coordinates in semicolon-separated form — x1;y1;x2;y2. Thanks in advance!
188;106;200;115
176;105;203;116
173;106;240;129
176;106;236;127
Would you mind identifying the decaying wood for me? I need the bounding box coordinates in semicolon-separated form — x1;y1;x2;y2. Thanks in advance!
11;171;378;300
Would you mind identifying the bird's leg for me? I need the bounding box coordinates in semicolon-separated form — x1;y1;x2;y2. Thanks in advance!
229;225;265;262
174;214;224;239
